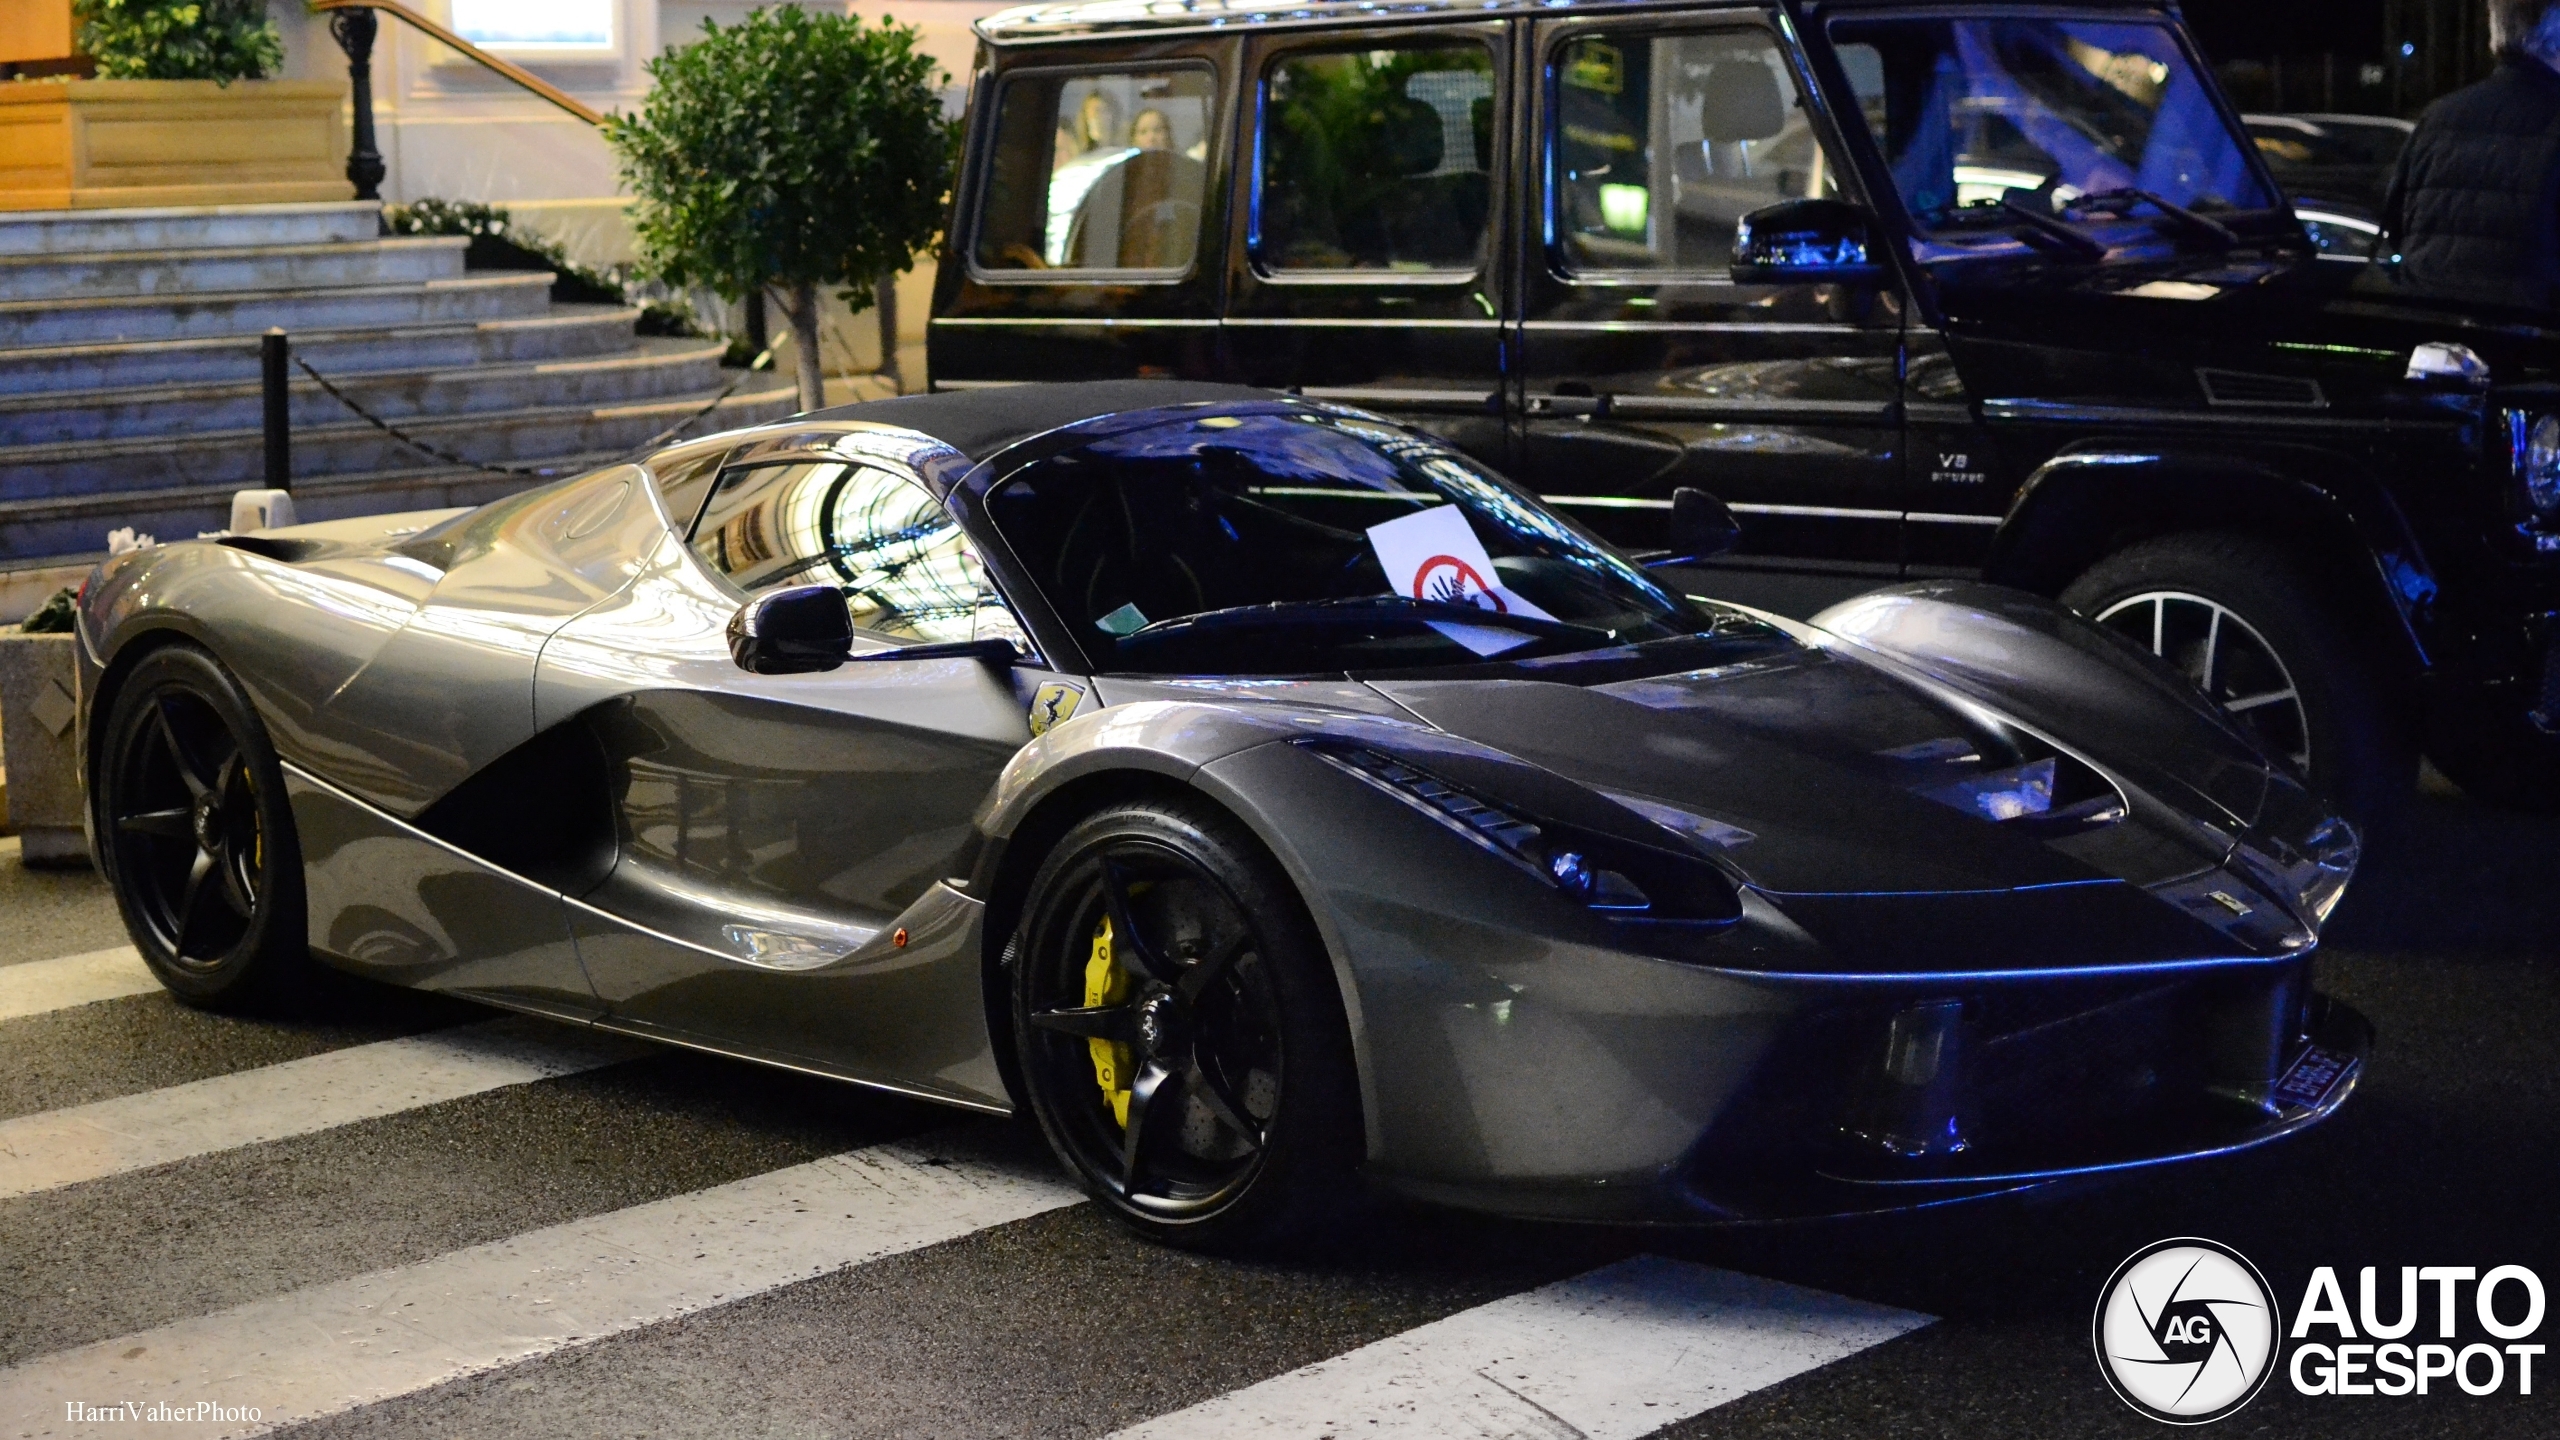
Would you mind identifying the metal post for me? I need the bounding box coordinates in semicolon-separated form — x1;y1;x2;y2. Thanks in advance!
261;329;291;490
876;273;902;396
330;7;388;202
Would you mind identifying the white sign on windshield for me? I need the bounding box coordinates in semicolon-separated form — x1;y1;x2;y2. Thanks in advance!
1365;506;1556;657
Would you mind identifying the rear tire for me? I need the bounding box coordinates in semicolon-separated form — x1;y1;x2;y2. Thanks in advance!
2061;532;2416;830
1010;798;1361;1252
92;643;313;1010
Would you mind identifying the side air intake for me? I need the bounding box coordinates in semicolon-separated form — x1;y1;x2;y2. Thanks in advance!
2197;369;2327;410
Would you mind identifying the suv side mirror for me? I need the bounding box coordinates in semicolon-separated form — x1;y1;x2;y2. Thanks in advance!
728;585;853;674
1649;487;1744;566
1732;199;1885;284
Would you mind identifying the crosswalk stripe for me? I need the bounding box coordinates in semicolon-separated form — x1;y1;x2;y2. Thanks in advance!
0;1015;653;1200
0;946;157;1023
0;1138;1083;1439
1109;1254;1933;1440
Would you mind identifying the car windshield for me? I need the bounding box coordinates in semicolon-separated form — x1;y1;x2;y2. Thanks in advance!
984;406;1713;675
1831;17;2276;244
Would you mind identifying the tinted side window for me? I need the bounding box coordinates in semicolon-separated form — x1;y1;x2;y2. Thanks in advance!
1553;31;1831;275
1257;43;1495;273
974;68;1216;275
689;461;994;643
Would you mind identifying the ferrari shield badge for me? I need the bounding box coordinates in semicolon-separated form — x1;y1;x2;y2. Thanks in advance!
1029;681;1085;737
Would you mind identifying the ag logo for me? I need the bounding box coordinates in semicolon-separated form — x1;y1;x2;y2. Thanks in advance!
1028;681;1084;738
2094;1238;2280;1424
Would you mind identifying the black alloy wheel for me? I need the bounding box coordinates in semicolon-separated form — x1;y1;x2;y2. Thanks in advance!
95;644;311;1009
2062;531;2416;831
1011;800;1359;1251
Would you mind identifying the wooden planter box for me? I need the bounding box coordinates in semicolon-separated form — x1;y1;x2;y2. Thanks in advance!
0;79;348;211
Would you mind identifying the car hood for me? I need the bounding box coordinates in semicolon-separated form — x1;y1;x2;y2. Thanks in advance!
1368;645;2231;899
1931;246;2560;402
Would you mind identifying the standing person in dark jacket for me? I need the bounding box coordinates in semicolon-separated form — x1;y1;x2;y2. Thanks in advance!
2383;0;2560;312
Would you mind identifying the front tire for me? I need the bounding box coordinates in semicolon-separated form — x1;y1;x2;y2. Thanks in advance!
1010;799;1360;1252
2061;532;2416;829
93;643;313;1010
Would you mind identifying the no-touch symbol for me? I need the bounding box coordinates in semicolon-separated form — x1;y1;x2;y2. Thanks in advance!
1414;554;1505;612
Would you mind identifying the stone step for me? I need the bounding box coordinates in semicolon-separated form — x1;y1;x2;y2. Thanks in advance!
0;387;798;564
0;271;555;347
0;236;467;304
0;381;802;531
0;201;381;258
0;339;730;446
0;305;644;397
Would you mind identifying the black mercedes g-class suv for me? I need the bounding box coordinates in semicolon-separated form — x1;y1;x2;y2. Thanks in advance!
929;0;2560;823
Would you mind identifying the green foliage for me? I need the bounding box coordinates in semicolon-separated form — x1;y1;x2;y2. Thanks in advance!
605;7;957;312
75;0;283;84
381;198;514;241
19;587;76;635
385;197;687;320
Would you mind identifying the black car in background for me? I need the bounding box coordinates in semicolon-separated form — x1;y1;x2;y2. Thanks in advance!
931;0;2560;824
2244;111;2414;260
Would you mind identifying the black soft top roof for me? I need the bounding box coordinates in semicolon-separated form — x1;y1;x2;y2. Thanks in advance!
806;380;1274;462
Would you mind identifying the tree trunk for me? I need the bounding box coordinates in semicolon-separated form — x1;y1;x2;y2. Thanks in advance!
783;281;825;412
875;272;902;395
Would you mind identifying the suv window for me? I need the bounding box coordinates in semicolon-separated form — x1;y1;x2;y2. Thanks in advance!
1257;43;1495;274
973;68;1216;275
1831;17;2276;224
690;460;996;644
1553;30;1833;276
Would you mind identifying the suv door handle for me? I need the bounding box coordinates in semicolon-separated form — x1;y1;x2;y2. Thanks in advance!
1528;393;1612;418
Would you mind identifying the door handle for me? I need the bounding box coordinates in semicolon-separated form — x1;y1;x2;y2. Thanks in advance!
1528;393;1613;418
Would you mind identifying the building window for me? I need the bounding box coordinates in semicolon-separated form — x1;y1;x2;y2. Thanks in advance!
449;0;615;53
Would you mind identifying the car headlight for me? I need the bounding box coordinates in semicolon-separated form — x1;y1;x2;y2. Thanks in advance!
2233;814;2361;928
2513;411;2560;519
1304;743;1740;922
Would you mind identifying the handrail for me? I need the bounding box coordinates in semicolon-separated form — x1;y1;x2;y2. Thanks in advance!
307;1;606;127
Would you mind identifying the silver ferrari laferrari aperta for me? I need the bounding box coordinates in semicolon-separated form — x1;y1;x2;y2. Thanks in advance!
76;381;2370;1247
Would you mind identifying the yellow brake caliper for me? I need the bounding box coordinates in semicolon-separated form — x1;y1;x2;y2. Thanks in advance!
1084;917;1134;1128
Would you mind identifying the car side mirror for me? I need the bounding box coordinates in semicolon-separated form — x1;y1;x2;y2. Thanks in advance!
1647;487;1744;567
1732;199;1886;284
728;585;853;674
845;636;1023;667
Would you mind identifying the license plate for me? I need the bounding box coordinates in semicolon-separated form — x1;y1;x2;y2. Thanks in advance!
2273;1045;2354;1110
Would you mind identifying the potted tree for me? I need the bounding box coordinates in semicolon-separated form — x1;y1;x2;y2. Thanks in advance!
0;1;347;210
607;7;956;409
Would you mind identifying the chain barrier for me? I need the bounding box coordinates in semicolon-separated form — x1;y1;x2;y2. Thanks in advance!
289;342;779;480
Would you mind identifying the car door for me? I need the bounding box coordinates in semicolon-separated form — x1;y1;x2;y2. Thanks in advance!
535;438;1056;1109
1217;23;1513;462
930;44;1233;388
1513;13;1909;615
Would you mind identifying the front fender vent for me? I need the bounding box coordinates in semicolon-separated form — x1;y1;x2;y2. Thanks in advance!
2198;369;2327;410
217;535;327;563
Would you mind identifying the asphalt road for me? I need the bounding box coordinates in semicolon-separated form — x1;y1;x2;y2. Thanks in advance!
0;784;2551;1439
